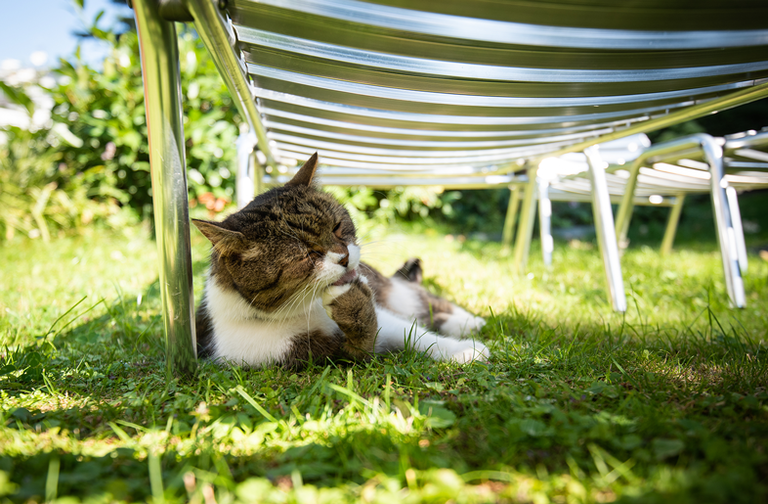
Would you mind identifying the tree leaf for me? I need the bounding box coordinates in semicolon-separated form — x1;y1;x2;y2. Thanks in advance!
0;82;34;116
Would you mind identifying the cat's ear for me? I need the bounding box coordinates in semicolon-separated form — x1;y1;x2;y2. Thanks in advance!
192;219;248;255
286;152;319;187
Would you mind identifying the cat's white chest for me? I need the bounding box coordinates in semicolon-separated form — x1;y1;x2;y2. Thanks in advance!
204;280;338;366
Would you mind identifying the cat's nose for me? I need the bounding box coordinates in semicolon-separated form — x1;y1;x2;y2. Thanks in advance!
329;244;350;267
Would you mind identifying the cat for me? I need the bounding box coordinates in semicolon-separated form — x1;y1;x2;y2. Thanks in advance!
193;153;489;368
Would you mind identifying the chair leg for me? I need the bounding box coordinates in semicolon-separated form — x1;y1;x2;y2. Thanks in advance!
660;194;685;256
615;159;642;249
585;146;627;312
134;0;196;376
253;150;266;196
236;130;257;209
702;136;746;307
726;186;748;273
512;166;539;275
537;177;553;267
501;186;521;254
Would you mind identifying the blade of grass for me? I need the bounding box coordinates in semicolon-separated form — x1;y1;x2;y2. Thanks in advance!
233;385;277;422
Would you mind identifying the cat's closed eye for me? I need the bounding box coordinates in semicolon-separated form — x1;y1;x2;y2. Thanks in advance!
333;222;342;239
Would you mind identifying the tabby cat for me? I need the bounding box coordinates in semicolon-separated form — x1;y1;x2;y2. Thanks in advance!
193;153;489;368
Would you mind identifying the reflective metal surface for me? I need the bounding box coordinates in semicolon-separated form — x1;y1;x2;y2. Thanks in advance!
223;0;768;178
512;167;538;276
184;0;276;169
537;178;553;267
238;28;768;84
660;195;685;256
501;188;521;253
614;136;704;247
585;147;627;313
538;129;768;307
703;136;746;308
600;133;762;307
134;0;196;376
234;0;768;48
236;129;257;208
136;0;768;323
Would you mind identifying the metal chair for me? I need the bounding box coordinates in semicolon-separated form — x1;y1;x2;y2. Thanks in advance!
527;129;768;311
612;129;768;308
131;0;768;374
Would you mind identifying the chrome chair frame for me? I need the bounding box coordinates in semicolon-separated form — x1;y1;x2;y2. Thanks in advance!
132;0;768;373
611;130;768;308
134;0;196;376
531;131;768;311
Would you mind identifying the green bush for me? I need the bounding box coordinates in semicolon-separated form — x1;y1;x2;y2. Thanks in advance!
327;185;454;226
0;126;124;241
5;2;764;243
47;25;242;220
0;12;242;241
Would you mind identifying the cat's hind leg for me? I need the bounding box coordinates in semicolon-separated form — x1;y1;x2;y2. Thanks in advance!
373;307;489;363
390;258;485;340
430;303;486;340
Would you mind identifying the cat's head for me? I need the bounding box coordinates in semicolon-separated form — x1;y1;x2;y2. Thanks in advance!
193;153;359;315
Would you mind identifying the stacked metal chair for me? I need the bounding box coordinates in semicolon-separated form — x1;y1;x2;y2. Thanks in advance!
529;130;768;312
131;0;768;373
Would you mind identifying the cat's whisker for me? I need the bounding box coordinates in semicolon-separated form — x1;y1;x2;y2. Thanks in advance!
293;286;316;322
274;280;320;326
305;282;324;333
359;237;405;251
270;286;308;324
359;239;388;248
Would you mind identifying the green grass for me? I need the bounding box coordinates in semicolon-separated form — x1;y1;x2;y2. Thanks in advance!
1;223;767;503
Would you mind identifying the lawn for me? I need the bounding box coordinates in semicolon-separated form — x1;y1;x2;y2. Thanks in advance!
1;218;767;503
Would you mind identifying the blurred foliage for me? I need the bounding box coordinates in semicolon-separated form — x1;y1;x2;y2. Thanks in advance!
327;186;457;227
46;21;242;220
0;126;125;241
0;7;241;242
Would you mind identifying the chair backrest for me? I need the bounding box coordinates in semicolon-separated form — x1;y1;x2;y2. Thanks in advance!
215;0;768;185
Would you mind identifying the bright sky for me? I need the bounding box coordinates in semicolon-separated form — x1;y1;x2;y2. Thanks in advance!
0;0;133;69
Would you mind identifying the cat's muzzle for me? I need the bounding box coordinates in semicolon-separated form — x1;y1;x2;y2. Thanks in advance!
333;268;358;286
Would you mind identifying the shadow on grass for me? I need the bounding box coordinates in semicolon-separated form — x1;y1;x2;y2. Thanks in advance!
0;254;211;400
2;251;767;503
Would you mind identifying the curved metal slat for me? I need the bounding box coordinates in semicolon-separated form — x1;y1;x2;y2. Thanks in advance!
255;89;698;125
274;140;570;166
235;11;768;75
239;28;768;85
266;123;617;150
219;0;768;181
260;105;645;135
249;63;767;107
232;0;768;50
264;115;611;145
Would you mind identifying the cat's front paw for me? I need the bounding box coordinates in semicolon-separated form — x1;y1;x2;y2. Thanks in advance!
322;283;353;317
322;278;377;358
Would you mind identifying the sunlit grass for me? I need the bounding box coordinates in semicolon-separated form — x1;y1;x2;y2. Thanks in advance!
1;224;767;503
